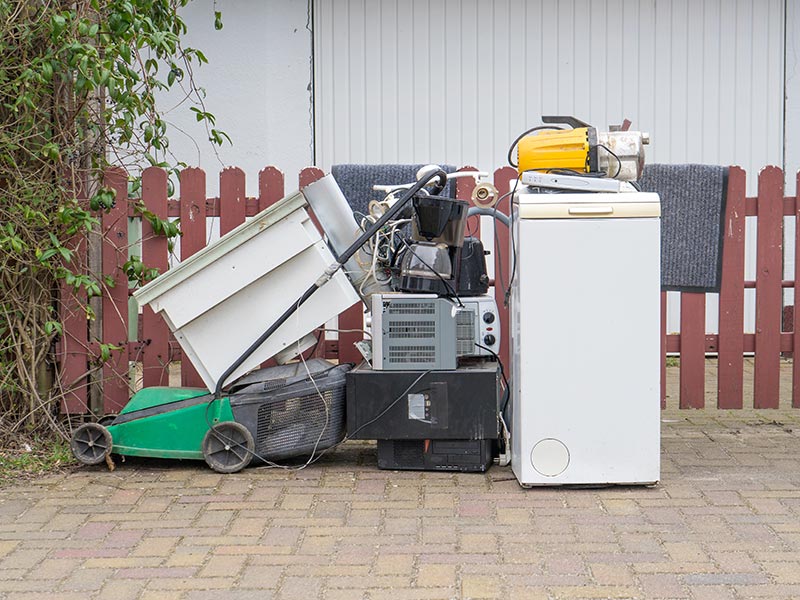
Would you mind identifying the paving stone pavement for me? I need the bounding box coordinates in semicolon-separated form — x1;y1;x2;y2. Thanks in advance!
1;365;800;600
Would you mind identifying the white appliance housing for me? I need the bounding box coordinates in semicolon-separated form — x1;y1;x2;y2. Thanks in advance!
511;189;661;486
133;192;360;391
459;295;501;357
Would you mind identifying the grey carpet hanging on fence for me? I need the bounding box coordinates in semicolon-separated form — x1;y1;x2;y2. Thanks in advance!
330;164;458;218
638;164;728;293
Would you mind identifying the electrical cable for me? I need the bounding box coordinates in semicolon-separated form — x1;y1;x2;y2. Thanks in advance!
545;168;603;178
474;342;510;413
504;180;519;308
490;175;521;308
398;237;464;307
507;125;564;169
597;143;622;178
489;188;515;302
344;370;431;440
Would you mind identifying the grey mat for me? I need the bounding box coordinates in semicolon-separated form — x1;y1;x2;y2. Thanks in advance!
639;164;728;292
330;164;457;218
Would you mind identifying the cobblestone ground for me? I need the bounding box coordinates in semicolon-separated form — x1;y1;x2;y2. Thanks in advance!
1;364;800;600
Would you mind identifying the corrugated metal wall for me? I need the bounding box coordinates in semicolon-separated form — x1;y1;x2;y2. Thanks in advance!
314;0;785;183
314;0;788;336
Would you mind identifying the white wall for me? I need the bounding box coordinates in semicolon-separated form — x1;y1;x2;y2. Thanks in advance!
314;0;785;187
787;0;800;197
159;0;313;196
314;0;787;337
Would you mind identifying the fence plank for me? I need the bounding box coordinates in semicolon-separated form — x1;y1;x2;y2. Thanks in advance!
493;167;518;372
178;167;207;388
794;171;800;408
220;167;247;235
59;237;89;414
754;166;784;408
718;166;747;409
661;292;667;409
141;167;170;386
253;166;286;367
679;293;706;408
101;167;130;413
457;167;480;238
299;166;326;235
259;166;285;212
298;167;330;361
298;168;361;362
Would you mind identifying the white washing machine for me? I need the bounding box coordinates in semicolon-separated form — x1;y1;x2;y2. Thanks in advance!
510;188;661;486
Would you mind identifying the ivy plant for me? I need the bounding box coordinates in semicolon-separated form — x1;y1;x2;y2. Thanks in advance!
0;0;227;436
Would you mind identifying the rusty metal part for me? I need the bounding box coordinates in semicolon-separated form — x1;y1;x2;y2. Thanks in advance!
597;130;650;181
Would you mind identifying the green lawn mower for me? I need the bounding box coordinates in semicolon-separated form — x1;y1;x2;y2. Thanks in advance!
70;360;350;473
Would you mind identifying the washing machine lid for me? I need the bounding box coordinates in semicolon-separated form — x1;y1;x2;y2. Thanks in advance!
515;191;660;220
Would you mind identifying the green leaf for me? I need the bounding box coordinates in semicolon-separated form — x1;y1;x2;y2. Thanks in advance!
90;187;117;211
40;142;60;161
44;321;63;336
214;11;223;30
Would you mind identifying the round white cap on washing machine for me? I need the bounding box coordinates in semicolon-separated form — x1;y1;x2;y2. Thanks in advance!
530;438;570;477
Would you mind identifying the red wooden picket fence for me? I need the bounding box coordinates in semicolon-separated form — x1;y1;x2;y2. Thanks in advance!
54;165;800;414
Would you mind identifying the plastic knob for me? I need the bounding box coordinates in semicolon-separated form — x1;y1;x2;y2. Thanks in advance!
483;312;495;324
483;334;496;346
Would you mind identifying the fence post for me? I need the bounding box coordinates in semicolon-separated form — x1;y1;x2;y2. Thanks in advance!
794;170;800;408
253;167;285;367
492;167;517;373
661;292;667;409
101;167;130;413
679;293;706;408
298;167;358;362
178;167;207;388
718;166;746;409
59;238;89;414
220;167;247;236
141;167;170;386
753;166;784;408
259;166;284;212
456;166;480;237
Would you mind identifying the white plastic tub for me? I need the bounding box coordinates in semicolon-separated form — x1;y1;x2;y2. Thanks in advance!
133;191;360;391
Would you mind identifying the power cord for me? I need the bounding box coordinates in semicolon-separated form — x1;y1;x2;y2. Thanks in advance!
507;125;563;168
490;175;521;308
398;237;464;307
474;342;510;413
597;144;622;178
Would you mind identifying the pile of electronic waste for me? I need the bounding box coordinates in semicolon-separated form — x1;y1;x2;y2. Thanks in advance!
71;116;661;487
